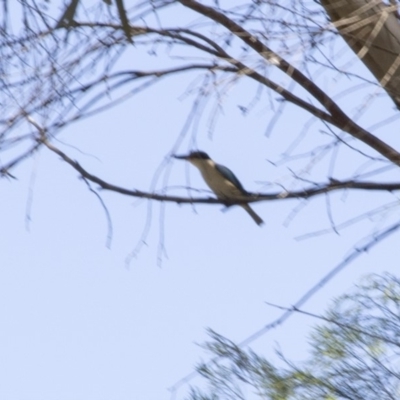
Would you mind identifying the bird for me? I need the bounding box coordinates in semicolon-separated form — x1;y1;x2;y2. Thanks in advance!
173;151;264;226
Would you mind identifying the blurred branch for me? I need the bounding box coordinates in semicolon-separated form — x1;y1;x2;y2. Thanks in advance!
115;0;132;42
178;0;400;167
55;0;80;28
38;136;400;203
2;0;400;240
264;301;400;346
3;6;400;173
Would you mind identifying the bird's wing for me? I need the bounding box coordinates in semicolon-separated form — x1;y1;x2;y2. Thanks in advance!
215;163;247;194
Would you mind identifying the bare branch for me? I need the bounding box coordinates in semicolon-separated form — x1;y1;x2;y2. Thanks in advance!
178;0;400;166
40;138;400;203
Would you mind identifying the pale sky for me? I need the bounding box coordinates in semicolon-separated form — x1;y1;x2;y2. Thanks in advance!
1;2;400;399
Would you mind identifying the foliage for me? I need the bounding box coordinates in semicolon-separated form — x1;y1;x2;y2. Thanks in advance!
186;273;400;400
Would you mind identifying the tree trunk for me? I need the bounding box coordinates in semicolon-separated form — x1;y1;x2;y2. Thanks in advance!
321;0;400;109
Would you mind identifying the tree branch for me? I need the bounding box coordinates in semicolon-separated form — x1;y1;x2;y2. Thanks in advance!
38;138;400;204
178;0;400;166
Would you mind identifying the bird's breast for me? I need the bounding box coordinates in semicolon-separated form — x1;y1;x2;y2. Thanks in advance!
199;166;245;200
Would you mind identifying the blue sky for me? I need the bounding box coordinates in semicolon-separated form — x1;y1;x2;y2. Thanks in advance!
1;2;400;399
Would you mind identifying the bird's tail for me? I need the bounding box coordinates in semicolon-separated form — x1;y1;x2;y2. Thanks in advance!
242;204;264;226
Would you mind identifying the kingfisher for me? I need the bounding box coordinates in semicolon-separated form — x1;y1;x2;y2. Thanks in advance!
173;151;264;226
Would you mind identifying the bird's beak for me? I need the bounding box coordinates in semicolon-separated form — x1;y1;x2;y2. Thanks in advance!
173;154;190;160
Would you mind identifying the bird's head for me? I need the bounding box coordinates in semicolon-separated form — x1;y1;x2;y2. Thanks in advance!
173;151;211;162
